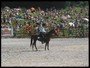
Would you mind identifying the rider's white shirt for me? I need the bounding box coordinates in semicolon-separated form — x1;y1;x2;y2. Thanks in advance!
39;26;46;33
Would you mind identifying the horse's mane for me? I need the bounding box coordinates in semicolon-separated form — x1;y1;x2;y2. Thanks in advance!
46;28;54;36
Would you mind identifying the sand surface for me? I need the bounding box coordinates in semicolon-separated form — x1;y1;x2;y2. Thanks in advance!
1;38;88;67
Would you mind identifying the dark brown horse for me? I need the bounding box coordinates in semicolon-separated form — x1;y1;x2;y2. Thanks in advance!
30;27;60;51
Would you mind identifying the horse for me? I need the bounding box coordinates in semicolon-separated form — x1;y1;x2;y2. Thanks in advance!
30;27;60;51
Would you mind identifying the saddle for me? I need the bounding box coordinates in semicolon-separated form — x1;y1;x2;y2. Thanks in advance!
37;33;46;44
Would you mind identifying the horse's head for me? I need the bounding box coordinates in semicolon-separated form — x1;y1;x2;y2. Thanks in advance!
53;27;60;36
46;26;60;37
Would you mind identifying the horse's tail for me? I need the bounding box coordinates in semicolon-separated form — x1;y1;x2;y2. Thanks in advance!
30;36;33;46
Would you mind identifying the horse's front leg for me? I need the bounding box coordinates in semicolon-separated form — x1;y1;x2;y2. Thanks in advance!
45;42;49;50
47;42;49;50
47;43;49;50
35;43;38;51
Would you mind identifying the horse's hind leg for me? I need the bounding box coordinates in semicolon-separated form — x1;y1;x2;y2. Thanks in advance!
34;40;38;51
45;43;47;50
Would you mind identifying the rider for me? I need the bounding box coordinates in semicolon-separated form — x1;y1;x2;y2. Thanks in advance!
38;22;47;44
39;23;46;35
